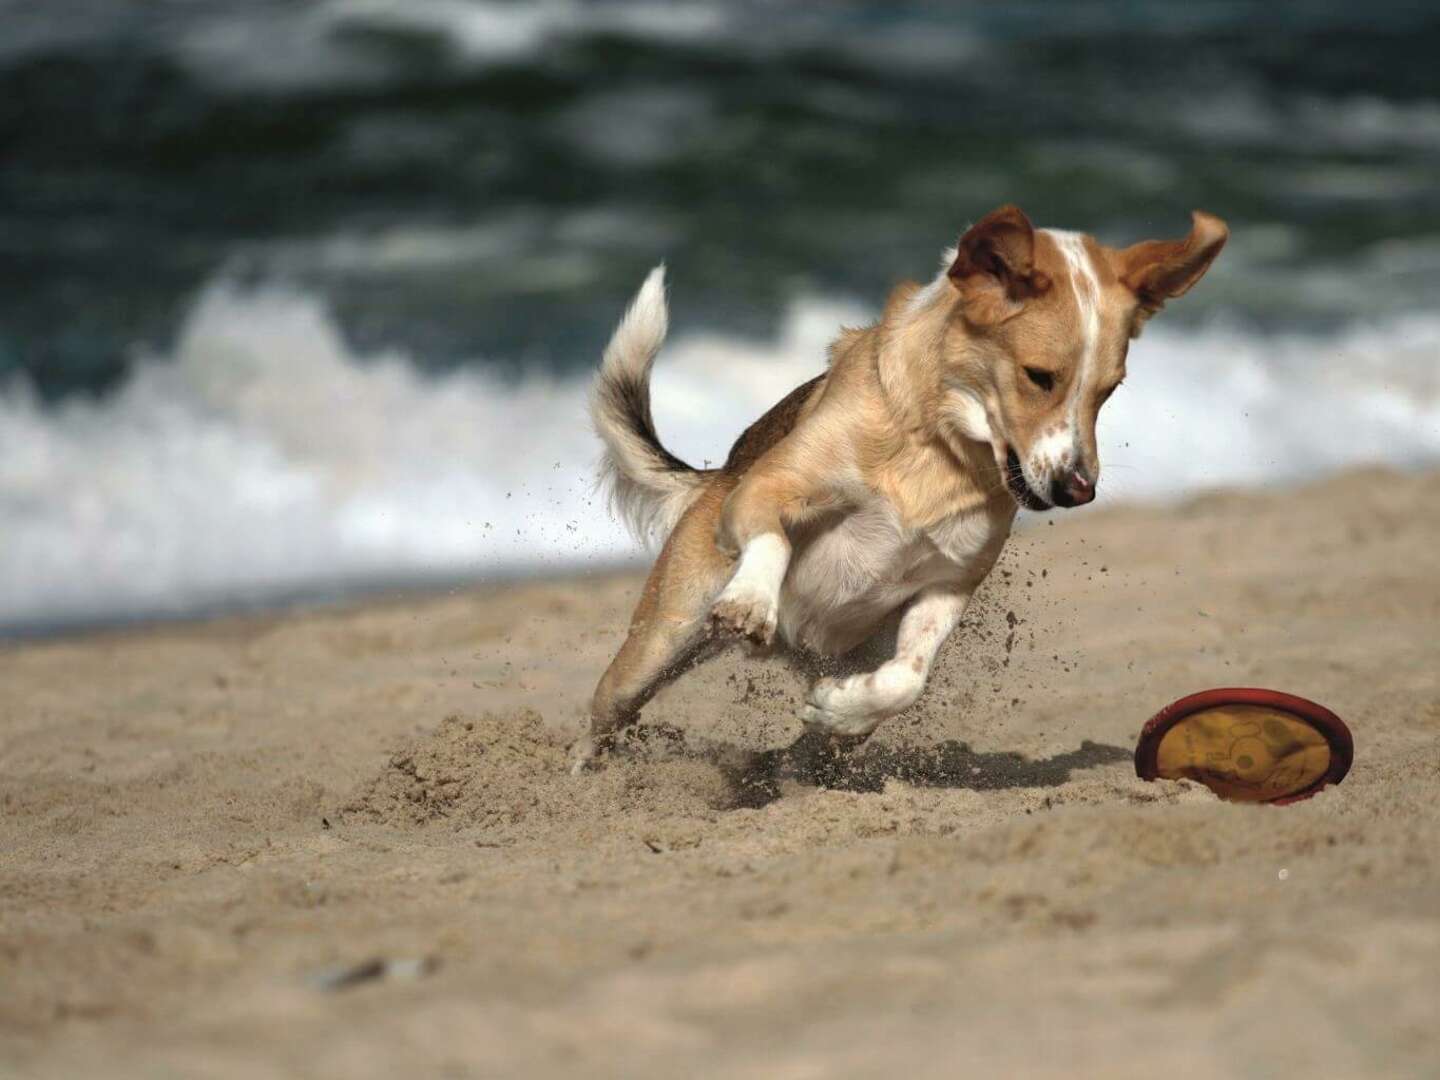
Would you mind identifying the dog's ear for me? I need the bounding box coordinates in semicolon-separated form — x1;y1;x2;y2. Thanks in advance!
1118;210;1228;336
947;205;1050;325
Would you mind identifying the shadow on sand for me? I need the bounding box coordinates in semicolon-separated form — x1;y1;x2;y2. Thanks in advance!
619;726;1133;810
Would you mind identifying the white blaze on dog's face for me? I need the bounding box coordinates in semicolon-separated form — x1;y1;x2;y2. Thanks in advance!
938;205;1229;510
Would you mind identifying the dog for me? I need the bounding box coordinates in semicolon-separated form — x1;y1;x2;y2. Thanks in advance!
572;205;1227;772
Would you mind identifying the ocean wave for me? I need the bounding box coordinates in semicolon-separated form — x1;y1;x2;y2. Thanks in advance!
1175;86;1440;153
2;281;1438;631
174;0;731;92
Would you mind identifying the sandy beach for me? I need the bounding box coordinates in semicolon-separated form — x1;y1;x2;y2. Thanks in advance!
3;466;1438;1078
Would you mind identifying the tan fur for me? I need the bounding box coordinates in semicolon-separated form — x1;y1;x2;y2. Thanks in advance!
574;206;1228;770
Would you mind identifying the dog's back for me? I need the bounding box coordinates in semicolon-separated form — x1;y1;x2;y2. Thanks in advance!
722;374;827;473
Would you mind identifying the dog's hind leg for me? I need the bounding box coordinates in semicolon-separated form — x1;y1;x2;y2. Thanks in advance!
572;487;734;773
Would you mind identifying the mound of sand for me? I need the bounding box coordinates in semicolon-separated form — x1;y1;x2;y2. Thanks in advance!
341;709;730;840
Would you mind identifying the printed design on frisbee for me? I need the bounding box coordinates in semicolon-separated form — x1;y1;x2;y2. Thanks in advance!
1135;689;1353;805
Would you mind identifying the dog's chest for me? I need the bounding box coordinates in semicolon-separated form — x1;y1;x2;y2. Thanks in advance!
779;498;1009;654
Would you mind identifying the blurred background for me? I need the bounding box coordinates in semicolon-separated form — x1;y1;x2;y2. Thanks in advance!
2;0;1438;632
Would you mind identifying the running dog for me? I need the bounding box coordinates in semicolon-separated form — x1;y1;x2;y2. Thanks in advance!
574;205;1227;771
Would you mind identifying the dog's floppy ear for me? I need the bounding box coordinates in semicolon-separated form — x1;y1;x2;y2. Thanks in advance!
947;205;1050;325
1118;210;1228;335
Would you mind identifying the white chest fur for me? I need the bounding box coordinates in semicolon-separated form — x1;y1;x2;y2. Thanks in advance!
777;496;1012;656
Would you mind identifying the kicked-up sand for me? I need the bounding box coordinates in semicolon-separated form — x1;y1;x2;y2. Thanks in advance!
2;467;1438;1077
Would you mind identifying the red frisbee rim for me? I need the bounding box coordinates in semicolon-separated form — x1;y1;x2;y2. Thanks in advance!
1135;687;1353;805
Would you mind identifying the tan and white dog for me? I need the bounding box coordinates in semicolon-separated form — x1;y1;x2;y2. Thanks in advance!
574;205;1227;772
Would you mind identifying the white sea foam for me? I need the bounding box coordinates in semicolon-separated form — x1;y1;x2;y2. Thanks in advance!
177;0;730;92
2;282;1438;630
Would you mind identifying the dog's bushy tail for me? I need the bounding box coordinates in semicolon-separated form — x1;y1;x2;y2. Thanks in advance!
591;266;710;543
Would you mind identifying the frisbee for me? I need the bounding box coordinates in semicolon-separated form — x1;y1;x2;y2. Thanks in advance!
1135;688;1352;805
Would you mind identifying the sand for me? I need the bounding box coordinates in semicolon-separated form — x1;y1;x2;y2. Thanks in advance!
3;467;1439;1078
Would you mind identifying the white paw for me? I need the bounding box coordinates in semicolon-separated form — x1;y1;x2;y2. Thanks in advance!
800;701;884;738
801;677;884;738
801;665;924;737
709;582;778;646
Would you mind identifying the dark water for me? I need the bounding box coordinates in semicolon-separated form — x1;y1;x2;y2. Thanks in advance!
4;0;1439;399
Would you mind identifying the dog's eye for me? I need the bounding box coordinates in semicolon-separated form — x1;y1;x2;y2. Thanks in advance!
1024;366;1055;392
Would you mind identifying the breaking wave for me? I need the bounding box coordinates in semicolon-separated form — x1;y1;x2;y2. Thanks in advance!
3;281;1438;631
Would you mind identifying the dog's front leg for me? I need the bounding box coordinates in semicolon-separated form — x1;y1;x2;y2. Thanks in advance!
711;532;789;645
710;456;836;647
802;587;970;738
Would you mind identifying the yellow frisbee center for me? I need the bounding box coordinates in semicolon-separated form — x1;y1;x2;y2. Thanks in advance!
1154;705;1331;802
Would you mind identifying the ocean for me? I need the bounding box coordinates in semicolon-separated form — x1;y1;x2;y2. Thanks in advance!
2;0;1438;632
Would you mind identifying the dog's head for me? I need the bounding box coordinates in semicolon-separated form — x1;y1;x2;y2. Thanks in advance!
934;205;1228;511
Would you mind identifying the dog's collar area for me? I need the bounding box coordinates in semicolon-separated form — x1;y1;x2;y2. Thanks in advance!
1004;446;1051;511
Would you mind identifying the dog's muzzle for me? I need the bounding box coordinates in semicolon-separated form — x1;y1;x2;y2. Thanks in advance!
1005;447;1051;512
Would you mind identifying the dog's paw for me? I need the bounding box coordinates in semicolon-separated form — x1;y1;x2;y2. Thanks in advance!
568;736;603;776
800;702;884;739
801;686;884;739
709;585;778;646
802;662;926;737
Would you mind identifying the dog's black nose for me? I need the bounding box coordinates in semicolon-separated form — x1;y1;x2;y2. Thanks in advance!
1050;469;1096;508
